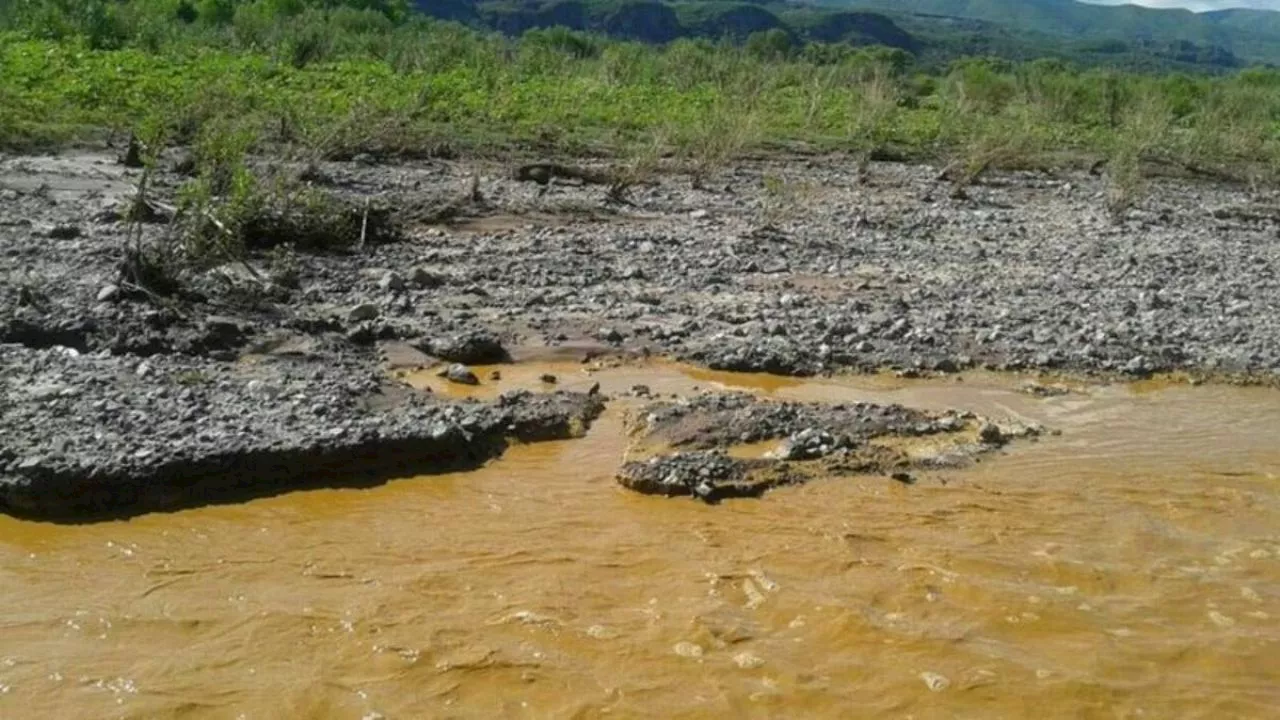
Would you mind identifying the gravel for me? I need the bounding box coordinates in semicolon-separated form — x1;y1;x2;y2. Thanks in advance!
1;150;1275;516
0;343;603;520
616;391;1033;502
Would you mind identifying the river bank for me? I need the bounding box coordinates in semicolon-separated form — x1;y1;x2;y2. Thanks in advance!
2;150;1277;519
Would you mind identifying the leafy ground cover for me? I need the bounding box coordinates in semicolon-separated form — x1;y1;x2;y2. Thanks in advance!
1;1;1277;187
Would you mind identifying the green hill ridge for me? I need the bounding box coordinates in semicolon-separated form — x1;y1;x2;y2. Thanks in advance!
409;0;1280;70
824;0;1280;64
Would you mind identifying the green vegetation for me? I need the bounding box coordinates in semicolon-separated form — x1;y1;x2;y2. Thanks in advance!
2;0;1279;197
2;0;1277;292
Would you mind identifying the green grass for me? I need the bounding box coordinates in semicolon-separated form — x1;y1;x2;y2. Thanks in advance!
1;3;1279;187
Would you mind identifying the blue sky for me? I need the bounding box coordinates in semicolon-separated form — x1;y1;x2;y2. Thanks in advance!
1085;0;1280;10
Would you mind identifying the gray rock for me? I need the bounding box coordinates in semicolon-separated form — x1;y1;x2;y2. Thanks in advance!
409;266;446;288
378;271;406;292
96;284;120;303
1020;381;1070;398
16;456;44;472
203;315;243;336
1123;355;1153;377
933;357;959;373
617;451;796;502
423;331;508;364
441;363;479;385
345;325;377;345
348;303;379;323
771;428;845;461
48;224;81;240
979;423;1006;445
26;383;71;402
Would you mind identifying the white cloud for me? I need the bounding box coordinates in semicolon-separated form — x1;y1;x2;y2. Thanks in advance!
1082;0;1280;11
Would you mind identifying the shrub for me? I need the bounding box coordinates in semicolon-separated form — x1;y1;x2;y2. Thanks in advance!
0;0;1277;187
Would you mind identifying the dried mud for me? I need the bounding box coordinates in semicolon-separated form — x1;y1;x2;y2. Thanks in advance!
2;150;1277;517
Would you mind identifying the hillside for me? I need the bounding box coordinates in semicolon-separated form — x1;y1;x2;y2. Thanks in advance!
1204;8;1280;42
436;1;919;50
413;0;1256;70
822;0;1280;65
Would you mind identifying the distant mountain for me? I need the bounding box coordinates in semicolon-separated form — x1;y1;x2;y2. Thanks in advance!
412;0;1264;70
1204;8;1280;38
420;1;920;50
821;0;1280;64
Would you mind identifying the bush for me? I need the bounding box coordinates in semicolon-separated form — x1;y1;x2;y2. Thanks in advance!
745;28;793;62
524;26;600;60
1;0;1279;185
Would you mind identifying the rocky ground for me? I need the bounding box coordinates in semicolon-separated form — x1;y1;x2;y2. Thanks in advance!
616;392;1037;501
0;340;605;520
2;149;1277;518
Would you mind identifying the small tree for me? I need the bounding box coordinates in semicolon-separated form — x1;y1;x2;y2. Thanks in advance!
744;28;793;62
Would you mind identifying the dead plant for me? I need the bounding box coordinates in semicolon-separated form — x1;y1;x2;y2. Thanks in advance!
1104;90;1172;223
1105;150;1143;223
679;100;762;191
119;167;185;298
759;173;815;231
606;130;667;206
847;69;900;184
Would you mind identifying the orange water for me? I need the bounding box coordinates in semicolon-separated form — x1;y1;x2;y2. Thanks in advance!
1;363;1277;719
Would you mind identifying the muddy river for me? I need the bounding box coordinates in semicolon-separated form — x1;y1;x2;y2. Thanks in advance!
1;363;1277;719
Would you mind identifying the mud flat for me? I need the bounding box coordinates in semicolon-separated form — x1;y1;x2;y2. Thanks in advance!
2;150;1279;518
0;341;604;521
617;392;1038;501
